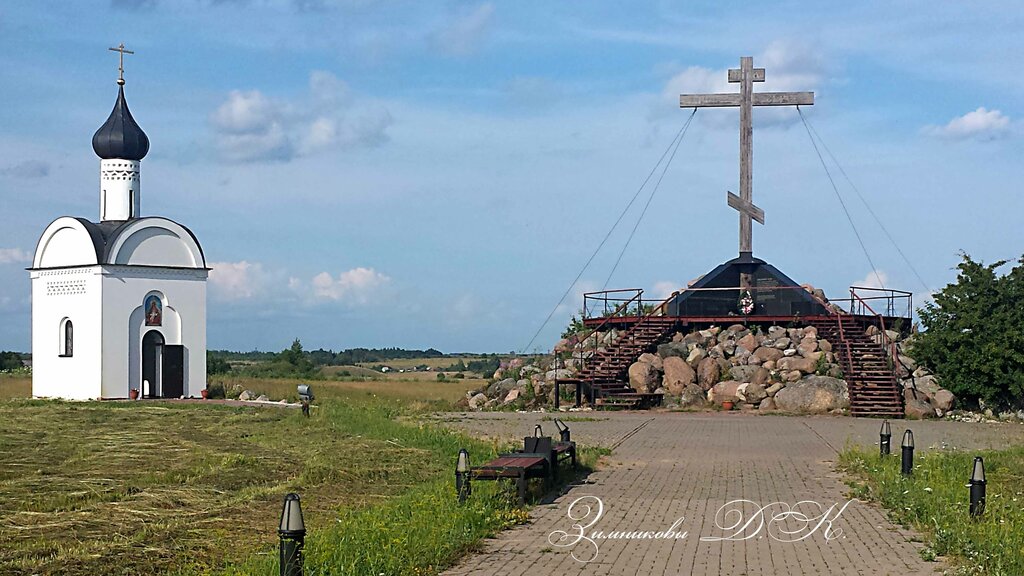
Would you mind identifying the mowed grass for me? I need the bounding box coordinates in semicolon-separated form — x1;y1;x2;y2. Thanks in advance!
839;446;1024;575
0;377;547;576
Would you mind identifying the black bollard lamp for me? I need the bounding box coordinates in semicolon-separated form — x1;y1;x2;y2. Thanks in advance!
278;493;305;576
554;418;571;442
879;420;891;456
534;424;543;438
901;429;915;476
455;448;471;503
969;456;986;518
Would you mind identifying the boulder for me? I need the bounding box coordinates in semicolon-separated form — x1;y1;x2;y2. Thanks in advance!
238;390;255;401
468;392;488;410
686;346;707;367
553;337;575;353
783;370;803;382
639;352;664;370
503;389;521;404
915;374;941;395
773;376;850;413
750;367;771;387
545;369;573;381
818;339;833;353
663;356;697;395
931;389;956;412
730;365;761;383
797;339;819;356
679;383;708;409
737;333;758;354
897;354;917;371
737;382;767;404
759;397;777;411
777;356;817;374
628;361;660;393
657;342;689;359
904;393;936;419
697;356;720;390
768;326;787;340
753;346;784;363
803;326;818;339
256;394;270;402
783;348;797;357
765;382;785;396
487;378;517;397
709;380;742;405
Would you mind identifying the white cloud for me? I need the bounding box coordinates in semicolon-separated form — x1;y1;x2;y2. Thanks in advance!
431;3;494;56
652;280;682;300
852;269;890;290
210;90;292;162
658;40;825;128
208;260;266;301
307;267;391;304
0;248;31;264
924;107;1011;140
209;71;392;163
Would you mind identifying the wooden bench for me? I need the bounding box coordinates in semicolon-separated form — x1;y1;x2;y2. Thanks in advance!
466;423;578;504
471;453;551;503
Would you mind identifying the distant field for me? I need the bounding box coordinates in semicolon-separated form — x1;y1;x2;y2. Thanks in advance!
0;376;30;399
210;375;484;404
356;356;489;371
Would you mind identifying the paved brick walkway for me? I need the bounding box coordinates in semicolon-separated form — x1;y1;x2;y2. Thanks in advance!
436;412;1024;576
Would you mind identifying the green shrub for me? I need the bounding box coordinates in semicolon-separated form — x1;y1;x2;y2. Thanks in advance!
914;254;1024;409
206;381;226;399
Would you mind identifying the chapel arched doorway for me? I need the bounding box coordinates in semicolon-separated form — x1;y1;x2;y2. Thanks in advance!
141;330;164;398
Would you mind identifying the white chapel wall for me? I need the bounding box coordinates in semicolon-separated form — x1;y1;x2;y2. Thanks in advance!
30;267;103;399
101;266;207;398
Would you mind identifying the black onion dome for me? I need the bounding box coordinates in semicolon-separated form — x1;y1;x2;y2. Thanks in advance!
92;86;149;160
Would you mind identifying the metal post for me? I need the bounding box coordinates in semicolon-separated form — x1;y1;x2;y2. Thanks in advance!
901;430;914;476
575;380;581;408
879;420;891;456
554;379;560;410
969;456;986;518
278;493;305;576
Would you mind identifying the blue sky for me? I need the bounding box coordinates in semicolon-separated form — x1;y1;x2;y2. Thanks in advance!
1;1;1022;353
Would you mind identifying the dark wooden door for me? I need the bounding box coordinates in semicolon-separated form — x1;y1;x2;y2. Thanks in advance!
162;345;185;398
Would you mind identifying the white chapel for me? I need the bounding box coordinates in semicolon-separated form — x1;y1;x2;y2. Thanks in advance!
30;49;208;400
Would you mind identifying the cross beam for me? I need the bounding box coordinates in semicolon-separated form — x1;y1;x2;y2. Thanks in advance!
679;56;813;256
108;42;135;86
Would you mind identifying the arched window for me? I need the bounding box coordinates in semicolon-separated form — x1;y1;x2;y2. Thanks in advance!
59;318;73;357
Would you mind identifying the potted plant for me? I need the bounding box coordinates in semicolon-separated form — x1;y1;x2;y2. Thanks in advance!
721;400;734;411
201;388;209;400
129;388;139;400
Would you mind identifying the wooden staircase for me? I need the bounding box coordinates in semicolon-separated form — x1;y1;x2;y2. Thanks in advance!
564;316;677;410
808;316;904;418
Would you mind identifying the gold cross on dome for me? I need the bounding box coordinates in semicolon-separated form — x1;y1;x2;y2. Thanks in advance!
108;43;135;86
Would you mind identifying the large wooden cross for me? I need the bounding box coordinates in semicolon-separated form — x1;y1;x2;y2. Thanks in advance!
679;56;813;257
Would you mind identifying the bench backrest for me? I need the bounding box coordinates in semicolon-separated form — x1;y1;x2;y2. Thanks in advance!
523;436;554;466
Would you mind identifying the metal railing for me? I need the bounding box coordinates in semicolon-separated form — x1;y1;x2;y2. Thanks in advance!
582;289;646;320
839;287;913;321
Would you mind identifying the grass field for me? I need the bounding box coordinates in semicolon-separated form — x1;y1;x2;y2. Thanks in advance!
0;376;592;575
840;446;1024;575
0;375;30;399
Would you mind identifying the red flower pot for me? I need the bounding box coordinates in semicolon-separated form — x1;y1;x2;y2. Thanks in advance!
721;400;734;411
201;389;209;400
129;389;139;400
